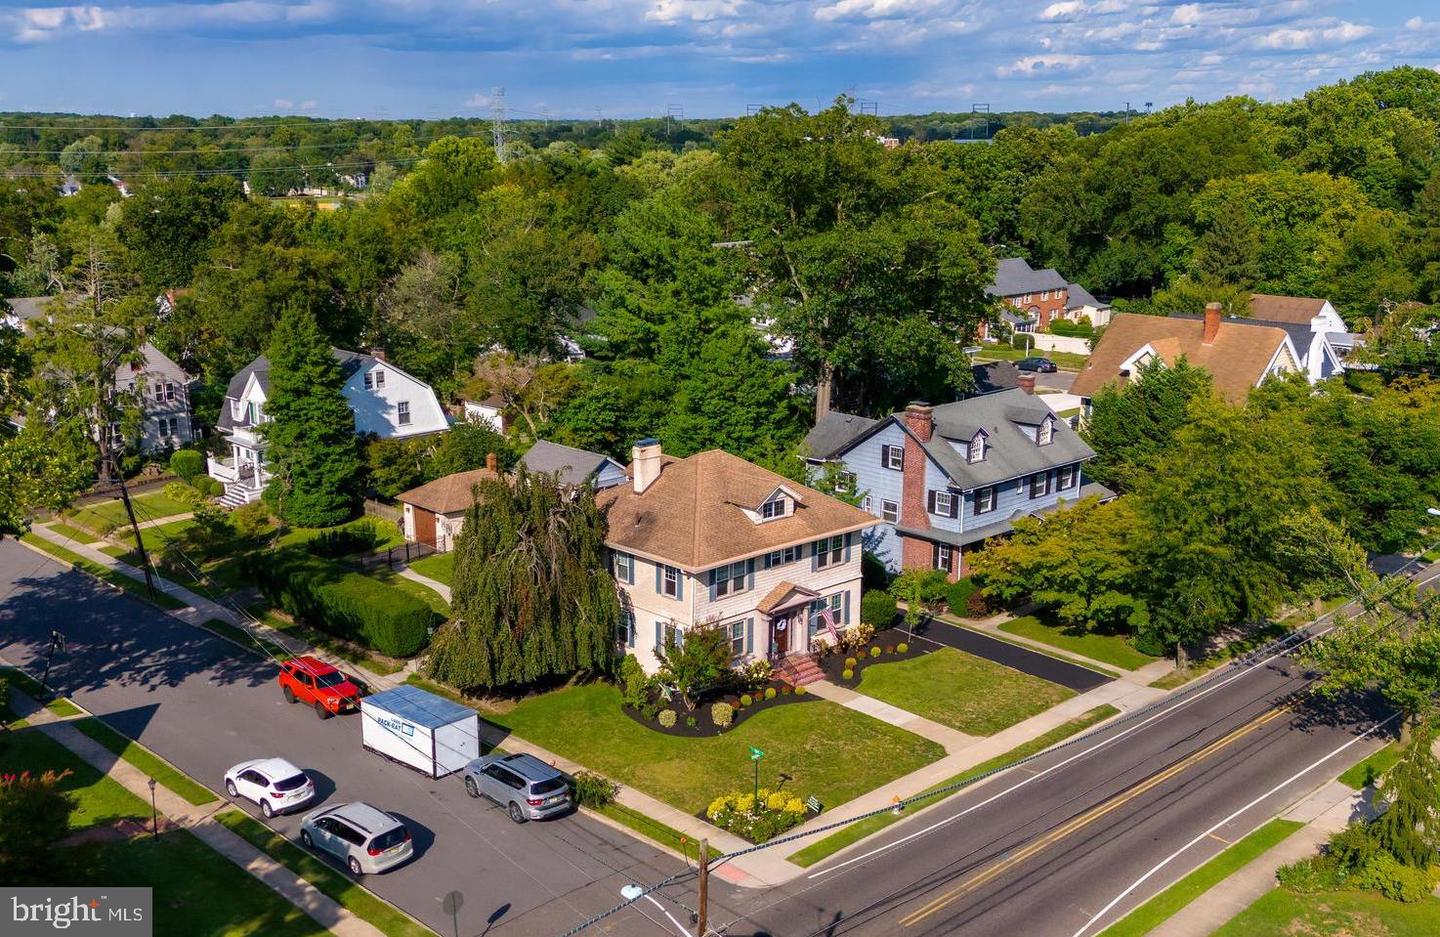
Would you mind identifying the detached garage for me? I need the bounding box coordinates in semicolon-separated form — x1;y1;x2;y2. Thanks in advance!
360;685;480;779
394;455;501;551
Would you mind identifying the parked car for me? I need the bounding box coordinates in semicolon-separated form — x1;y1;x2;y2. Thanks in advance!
299;802;413;876
223;757;315;818
278;656;362;719
463;753;572;823
1015;356;1058;373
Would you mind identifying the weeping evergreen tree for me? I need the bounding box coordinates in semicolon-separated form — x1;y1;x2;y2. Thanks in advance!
426;467;619;692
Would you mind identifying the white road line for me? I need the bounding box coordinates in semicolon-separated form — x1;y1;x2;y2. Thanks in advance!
1068;711;1399;937
806;632;1314;880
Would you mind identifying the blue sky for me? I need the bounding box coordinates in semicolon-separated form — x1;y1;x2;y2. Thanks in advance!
0;1;1437;119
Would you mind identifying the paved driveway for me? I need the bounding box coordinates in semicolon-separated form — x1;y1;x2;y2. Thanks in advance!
0;541;680;937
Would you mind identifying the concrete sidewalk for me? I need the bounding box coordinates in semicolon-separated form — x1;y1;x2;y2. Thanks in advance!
6;682;386;937
805;680;978;752
396;566;451;603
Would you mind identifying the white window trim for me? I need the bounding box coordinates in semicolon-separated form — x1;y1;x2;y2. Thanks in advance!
968;435;984;463
976;486;997;514
661;565;680;598
936;543;953;571
934;491;956;517
883;445;903;471
881;500;899;523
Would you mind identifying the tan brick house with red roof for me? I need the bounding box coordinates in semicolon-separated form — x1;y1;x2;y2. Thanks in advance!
597;440;879;676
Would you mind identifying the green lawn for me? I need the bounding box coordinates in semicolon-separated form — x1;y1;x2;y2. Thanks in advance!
4;728;150;829
73;717;218;806
1338;742;1402;790
787;704;1119;867
407;552;454;586
44;521;99;544
1098;818;1303;937
68;490;196;533
277;517;405;553
1213;887;1440;936
998;615;1157;671
854;647;1073;736
20;533;189;610
367;567;450;615
1;665;83;718
490;682;945;816
217;810;433;937
973;344;1090;370
200;617;293;661
115;518;199;554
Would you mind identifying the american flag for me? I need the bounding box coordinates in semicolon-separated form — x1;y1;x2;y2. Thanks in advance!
821;607;841;645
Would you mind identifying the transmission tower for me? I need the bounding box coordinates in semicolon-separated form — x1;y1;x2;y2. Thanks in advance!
490;87;509;163
665;104;684;137
857;99;879;116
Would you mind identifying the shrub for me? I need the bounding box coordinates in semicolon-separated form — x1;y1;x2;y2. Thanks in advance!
860;590;898;628
884;645;894;655
169;449;204;483
1354;853;1438;903
842;622;876;653
241;549;434;657
795;685;806;696
163;481;205;506
195;475;225;497
658;709;677;728
1277;856;1339;894
686;715;698;728
965;590;991;618
230;502;272;538
764;687;776;700
844;656;857;669
740;659;773;691
706;788;808;842
780;686;791;695
861;552;890;592
711;702;734;728
304;520;380;559
571;771;618;808
619;655;653;709
889;568;950;608
946;578;977;615
870;646;881;658
740;694;753;708
842;668;854;681
897;642;909;654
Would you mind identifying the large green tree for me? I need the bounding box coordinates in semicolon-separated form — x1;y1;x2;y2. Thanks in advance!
1081;357;1214;492
426;468;619;691
260;307;362;526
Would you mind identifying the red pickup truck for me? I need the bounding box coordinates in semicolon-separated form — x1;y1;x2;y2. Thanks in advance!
278;656;362;719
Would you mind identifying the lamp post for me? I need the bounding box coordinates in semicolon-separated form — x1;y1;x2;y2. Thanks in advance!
148;778;159;839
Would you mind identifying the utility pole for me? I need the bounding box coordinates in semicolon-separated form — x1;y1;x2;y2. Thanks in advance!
490;87;509;164
696;839;709;937
113;454;157;598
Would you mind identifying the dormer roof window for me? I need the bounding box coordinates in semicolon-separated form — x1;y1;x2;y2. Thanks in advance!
1037;415;1056;446
760;494;790;520
967;430;986;464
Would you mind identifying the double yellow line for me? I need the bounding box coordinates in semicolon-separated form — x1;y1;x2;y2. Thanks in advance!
898;704;1293;929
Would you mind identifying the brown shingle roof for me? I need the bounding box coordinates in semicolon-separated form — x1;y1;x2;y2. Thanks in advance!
757;581;819;614
1249;293;1329;325
395;467;500;515
1070;313;1292;405
596;449;879;570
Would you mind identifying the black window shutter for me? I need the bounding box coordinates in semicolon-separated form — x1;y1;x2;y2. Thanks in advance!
949;494;960;518
927;490;936;513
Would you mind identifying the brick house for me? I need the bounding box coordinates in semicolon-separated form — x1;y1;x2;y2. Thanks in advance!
984;258;1069;334
597;440;879;677
803;383;1107;580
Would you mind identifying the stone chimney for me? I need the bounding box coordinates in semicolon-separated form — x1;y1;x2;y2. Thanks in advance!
903;403;934;442
1016;373;1036;395
485;452;498;474
369;346;387;363
1202;302;1222;345
632;438;663;494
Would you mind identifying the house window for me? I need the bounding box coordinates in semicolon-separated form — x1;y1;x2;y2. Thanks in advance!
882;445;903;471
760;496;788;520
881;500;899;523
814;535;844;569
713;560;747;598
976;486;997;514
767;545;802;568
862;495;872;513
246;401;259;425
397;401;411;426
1029;472;1051;499
1021;293;1032;304
1058;464;1078;490
374;370;385;388
807;593;845;637
617;609;634;647
1041;290;1050;301
968;435;984;463
936;543;954;572
661;564;680;598
612;551;634;584
1038;418;1054;446
364;372;372;389
662;622;682;648
932;491;957;518
729;619;747;659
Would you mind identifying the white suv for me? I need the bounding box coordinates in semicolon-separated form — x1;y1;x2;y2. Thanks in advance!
223;757;315;817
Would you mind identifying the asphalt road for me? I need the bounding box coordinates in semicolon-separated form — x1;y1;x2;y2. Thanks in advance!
0;540;683;937
703;624;1395;937
912;617;1112;691
1034;370;1077;394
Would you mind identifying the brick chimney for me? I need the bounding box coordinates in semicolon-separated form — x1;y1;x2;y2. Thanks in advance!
369;346;387;363
485;452;498;474
904;403;934;442
1016;373;1036;395
1202;302;1222;345
632;438;663;494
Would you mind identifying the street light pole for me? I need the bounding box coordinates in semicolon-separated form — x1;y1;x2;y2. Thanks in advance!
148;778;159;839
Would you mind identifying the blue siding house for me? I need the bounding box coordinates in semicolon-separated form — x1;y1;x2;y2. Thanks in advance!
804;388;1112;579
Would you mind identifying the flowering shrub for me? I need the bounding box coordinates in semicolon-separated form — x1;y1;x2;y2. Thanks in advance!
711;702;734;728
706;788;807;842
844;656;857;669
658;709;677;728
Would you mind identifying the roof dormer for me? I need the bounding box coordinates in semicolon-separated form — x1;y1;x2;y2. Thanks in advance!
966;429;988;464
1037;414;1056;446
746;484;803;524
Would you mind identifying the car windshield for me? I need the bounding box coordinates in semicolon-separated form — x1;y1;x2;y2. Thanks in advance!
532;778;567;796
272;773;308;792
370;827;407;851
314;671;348;689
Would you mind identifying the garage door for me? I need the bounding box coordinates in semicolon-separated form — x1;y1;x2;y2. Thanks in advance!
413;507;437;548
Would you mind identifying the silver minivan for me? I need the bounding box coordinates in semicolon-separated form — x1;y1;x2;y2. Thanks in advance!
299;802;413;875
464;753;572;823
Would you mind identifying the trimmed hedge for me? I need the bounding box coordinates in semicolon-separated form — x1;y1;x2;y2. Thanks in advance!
946;578;978;615
860;590;898;628
304;520;381;559
169;449;204;482
242;549;434;657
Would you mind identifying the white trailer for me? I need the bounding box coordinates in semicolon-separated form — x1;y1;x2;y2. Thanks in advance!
360;685;480;779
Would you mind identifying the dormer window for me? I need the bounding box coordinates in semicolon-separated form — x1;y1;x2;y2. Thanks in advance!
760;496;789;520
1038;416;1055;446
967;433;985;463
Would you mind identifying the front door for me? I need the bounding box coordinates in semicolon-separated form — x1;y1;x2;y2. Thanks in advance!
772;614;790;658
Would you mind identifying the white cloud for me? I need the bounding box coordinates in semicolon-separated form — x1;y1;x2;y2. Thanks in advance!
996;53;1086;79
274;97;294;109
7;1;335;43
1257;21;1372;50
1039;1;1084;21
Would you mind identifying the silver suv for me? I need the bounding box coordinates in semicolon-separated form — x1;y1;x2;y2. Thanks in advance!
464;753;572;823
299;802;413;875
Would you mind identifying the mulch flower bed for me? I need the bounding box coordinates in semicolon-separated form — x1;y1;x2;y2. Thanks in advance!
817;626;932;685
621;676;816;738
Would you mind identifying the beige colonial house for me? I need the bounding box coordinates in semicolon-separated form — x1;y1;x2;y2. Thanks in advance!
395;455;501;551
597;439;879;680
